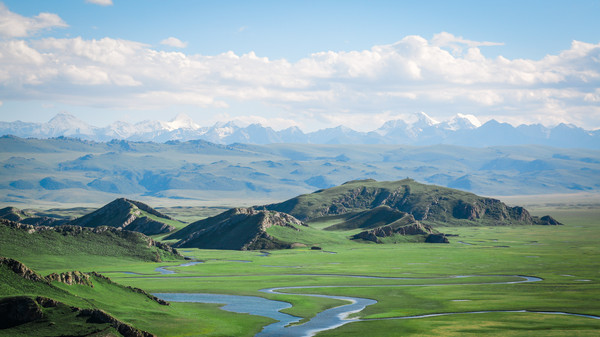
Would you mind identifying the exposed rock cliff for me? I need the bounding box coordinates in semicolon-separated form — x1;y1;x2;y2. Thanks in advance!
46;270;93;286
0;256;47;283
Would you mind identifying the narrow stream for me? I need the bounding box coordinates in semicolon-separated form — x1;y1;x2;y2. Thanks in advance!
152;274;600;337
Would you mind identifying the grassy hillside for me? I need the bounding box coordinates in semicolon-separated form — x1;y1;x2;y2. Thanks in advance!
0;219;182;271
264;178;561;227
67;198;184;235
166;208;308;250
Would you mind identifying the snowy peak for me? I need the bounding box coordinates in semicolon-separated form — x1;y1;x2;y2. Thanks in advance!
414;111;439;128
44;112;96;136
440;113;481;131
166;113;201;131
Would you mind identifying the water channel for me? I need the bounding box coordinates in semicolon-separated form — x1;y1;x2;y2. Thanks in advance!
142;258;600;336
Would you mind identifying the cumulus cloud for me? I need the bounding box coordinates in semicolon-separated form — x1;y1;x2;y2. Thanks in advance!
160;37;188;48
0;3;67;38
85;0;113;6
0;31;599;129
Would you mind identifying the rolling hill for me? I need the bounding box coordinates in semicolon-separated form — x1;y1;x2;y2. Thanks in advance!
165;208;307;250
166;179;562;250
0;257;161;336
262;179;562;227
67;198;182;235
0;219;182;264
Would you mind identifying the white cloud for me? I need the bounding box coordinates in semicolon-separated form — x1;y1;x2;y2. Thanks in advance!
0;32;599;128
85;0;113;6
160;37;188;48
0;3;67;38
431;32;504;54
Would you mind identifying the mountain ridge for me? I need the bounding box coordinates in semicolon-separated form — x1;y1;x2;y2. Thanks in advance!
2;112;598;148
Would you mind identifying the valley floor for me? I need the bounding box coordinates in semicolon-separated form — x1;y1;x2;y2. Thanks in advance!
2;205;600;336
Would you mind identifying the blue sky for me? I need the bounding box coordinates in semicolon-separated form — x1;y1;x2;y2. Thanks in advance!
0;0;599;131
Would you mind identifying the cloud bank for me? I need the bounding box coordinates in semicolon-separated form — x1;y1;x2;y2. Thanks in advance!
0;3;67;38
0;6;599;130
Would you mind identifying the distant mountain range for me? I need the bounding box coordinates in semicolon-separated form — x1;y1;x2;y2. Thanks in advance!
1;112;598;148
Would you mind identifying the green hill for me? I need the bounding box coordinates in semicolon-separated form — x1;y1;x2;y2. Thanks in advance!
0;219;182;265
166;208;308;250
0;207;65;226
324;205;417;230
263;178;562;227
67;198;183;235
0;257;162;336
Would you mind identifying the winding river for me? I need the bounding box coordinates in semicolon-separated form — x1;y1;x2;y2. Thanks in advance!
152;273;600;337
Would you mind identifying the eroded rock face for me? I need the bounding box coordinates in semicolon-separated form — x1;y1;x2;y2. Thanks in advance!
46;271;92;286
0;256;47;283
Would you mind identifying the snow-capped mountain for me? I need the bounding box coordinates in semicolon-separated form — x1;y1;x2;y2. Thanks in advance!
439;113;481;131
0;112;598;149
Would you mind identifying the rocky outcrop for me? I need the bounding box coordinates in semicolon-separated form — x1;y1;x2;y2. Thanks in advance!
167;208;306;250
46;271;93;286
425;233;450;243
352;222;436;243
536;215;563;225
67;198;178;235
0;256;47;283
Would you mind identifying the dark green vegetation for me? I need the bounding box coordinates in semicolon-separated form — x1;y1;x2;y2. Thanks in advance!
1;136;599;208
67;198;183;235
0;257;157;336
166;208;307;250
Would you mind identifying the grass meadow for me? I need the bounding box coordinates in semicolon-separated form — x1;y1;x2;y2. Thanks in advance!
1;202;599;336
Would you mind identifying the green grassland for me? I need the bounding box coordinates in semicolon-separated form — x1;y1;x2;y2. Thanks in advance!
1;201;599;336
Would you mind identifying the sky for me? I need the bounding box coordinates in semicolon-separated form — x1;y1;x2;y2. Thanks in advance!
0;0;599;131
